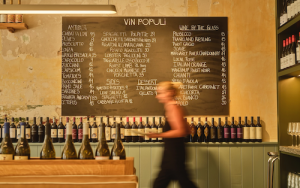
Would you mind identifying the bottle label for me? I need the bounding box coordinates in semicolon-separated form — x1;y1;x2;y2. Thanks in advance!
125;129;131;136
10;128;15;138
78;129;83;139
280;15;283;26
14;156;28;160
288;5;291;19
250;127;256;139
17;128;21;139
15;14;23;23
243;127;250;139
58;129;64;138
204;127;209;138
98;127;101;140
237;128;243;139
151;128;157;134
231;128;236;139
210;128;216;139
224;128;230;138
197;128;201;137
158;128;163;140
25;128;30;139
111;128;116;139
0;154;13;160
191;127;195;137
88;127;91;139
291;54;296;66
7;14;15;23
91;128;98;139
131;129;138;136
280;57;283;70
51;129;57;138
291;3;295;17
145;128;150;140
95;156;109;160
138;129;145;136
217;129;223;139
121;128;125;139
113;156;120;160
72;129;77;139
297;47;300;62
256;127;262;139
105;127;111;140
283;13;287;24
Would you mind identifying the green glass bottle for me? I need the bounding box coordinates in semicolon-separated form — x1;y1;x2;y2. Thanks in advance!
0;122;15;160
110;123;126;160
95;117;110;160
61;117;77;159
15;122;30;160
40;117;56;159
78;122;94;159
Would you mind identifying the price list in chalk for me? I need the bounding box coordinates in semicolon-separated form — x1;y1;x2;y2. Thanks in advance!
61;17;228;116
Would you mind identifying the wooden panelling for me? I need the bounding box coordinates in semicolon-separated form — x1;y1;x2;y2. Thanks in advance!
24;143;278;188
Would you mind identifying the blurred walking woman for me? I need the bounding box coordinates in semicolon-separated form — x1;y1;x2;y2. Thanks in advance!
149;81;198;188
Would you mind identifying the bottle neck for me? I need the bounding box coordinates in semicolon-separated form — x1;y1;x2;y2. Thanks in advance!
45;124;51;137
82;123;90;143
115;124;121;141
101;123;106;141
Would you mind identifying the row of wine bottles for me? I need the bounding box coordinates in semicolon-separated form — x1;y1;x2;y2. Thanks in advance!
187;116;262;143
0;120;126;160
280;0;300;26
0;0;23;23
280;34;300;70
0;116;263;144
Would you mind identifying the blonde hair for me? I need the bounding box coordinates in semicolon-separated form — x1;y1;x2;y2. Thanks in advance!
158;81;186;104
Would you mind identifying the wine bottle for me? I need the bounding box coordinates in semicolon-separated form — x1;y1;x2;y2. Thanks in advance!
144;117;151;142
10;117;17;143
256;116;262;142
77;117;83;143
217;118;224;143
16;117;21;140
51;117;58;143
78;122;94;159
7;0;14;23
189;117;196;142
288;0;292;20
87;117;91;141
230;117;237;143
0;122;15;160
91;117;98;143
40;117;55;159
111;123;126;160
25;117;31;142
95;118;110;160
203;117;210;143
15;122;30;160
223;117;230;142
106;117;111;142
57;117;65;143
285;38;289;69
111;117;116;142
237;117;243;142
72;117;78;142
0;120;2;143
157;117;163;142
249;116;256;142
124;117;132;142
38;117;45;143
243;117;250;142
280;0;288;26
151;117;157;142
210;118;217;142
138;117;144;142
297;32;300;64
281;40;286;69
61;117;77;159
184;118;189;142
291;0;296;18
290;35;296;67
196;117;204;143
120;117;125;142
131;117;138;142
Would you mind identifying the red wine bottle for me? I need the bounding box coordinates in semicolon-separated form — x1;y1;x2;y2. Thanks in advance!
105;117;111;142
243;117;250;142
77;117;83;143
189;117;196;142
10;117;17;143
144;117;151;142
120;117;125;142
38;117;45;143
131;117;138;142
111;117;116;142
30;117;37;143
196;117;204;142
124;117;132;142
249;116;256;142
217;118;224;143
25;117;31;142
57;117;65;143
51;117;58;143
87;117;91;142
91;117;98;143
210;118;217;142
230;117;237;143
237;117;243;142
223;117;230;142
138;117;144;142
16;117;21;140
151;117;157;142
203;117;210;143
157;117;163;142
72;117;78;142
256;116;262;142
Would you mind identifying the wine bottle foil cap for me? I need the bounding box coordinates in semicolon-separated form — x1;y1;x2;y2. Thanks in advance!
4;122;10;134
83;122;89;135
66;123;72;135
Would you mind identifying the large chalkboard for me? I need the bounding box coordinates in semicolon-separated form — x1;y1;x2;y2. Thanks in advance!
62;17;229;116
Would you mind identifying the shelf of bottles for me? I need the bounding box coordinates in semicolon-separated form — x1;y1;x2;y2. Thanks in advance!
279;0;300;29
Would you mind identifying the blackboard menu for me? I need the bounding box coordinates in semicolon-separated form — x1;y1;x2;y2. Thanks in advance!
62;17;228;116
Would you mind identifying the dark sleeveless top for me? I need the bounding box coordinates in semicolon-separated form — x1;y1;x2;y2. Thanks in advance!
161;118;186;169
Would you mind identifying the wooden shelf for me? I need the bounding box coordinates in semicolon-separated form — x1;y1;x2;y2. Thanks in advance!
0;23;28;33
278;64;300;78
